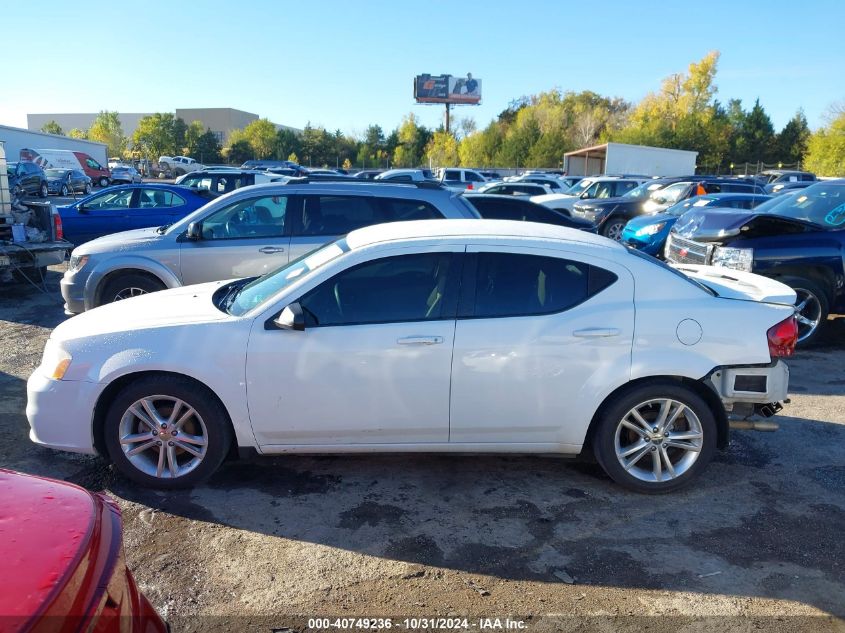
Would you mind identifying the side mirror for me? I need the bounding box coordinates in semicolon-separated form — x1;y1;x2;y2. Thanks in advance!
77;204;88;213
580;191;591;199
186;222;203;240
273;302;305;331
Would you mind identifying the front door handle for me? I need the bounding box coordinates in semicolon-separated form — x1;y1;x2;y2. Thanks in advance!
573;328;621;338
258;246;285;254
397;336;444;346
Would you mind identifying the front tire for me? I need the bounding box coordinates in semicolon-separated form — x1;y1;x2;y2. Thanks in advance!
104;376;232;488
61;184;69;196
601;218;626;241
84;183;92;195
39;182;48;198
592;382;717;493
99;177;109;187
99;272;166;306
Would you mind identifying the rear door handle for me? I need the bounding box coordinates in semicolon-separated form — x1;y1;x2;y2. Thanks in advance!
573;328;621;338
397;336;444;346
258;246;285;254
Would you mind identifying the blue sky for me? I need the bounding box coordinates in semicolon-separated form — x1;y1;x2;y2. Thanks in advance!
2;0;843;136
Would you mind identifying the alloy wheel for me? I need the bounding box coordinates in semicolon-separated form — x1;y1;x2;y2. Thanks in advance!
113;287;148;301
614;398;704;483
793;288;822;343
605;222;625;241
118;395;208;479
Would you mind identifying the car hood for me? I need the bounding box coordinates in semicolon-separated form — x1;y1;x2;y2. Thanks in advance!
53;281;229;342
70;226;168;255
673;265;796;306
625;212;674;229
531;193;577;204
672;208;817;241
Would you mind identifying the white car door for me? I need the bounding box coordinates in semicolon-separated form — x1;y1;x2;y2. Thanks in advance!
179;193;293;285
449;245;634;448
245;246;463;447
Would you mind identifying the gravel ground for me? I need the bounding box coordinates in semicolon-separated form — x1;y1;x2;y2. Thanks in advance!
1;268;844;632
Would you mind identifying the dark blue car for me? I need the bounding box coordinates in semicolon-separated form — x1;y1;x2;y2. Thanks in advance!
58;184;214;245
622;193;772;256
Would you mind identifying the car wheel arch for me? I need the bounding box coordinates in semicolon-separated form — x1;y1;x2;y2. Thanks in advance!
91;370;239;462
89;265;179;310
582;375;729;454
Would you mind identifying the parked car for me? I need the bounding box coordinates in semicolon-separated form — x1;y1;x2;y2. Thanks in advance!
0;469;167;631
353;170;385;180
241;159;300;171
45;168;92;196
20;148;111;187
374;168;436;182
110;165;142;184
641;179;766;215
505;174;571;192
59;181;480;314
532;176;648;216
479;170;502;180
6;161;48;198
175;169;285;195
622;193;772;256
476;182;554;196
768;180;814;195
57;184;214;245
438;167;488;190
464;194;595;230
30;219;795;492
664;180;845;345
158;155;203;176
759;169;816;194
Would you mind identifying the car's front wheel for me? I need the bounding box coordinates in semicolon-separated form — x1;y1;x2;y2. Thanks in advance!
99;177;109;187
99;273;166;305
601;218;626;241
593;382;717;493
84;183;92;195
39;182;48;198
104;376;232;488
61;184;69;196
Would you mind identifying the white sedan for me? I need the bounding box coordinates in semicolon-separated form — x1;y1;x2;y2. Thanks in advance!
27;220;797;492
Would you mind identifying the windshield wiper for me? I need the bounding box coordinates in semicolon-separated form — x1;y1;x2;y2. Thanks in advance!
155;223;172;234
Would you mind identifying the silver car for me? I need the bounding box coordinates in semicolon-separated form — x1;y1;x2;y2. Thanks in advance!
61;181;480;314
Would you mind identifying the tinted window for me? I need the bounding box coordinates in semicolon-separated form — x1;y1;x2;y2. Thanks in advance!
299;252;457;326
614;181;638;196
201;195;289;239
800;174;815;182
444;169;461;180
470;253;616;318
299;195;382;236
382;198;442;221
385;174;412;182
138;189;185;208
465;171;484;182
720;183;753;193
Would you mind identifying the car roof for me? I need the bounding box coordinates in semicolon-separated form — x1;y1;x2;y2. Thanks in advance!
696;192;770;199
345;219;624;252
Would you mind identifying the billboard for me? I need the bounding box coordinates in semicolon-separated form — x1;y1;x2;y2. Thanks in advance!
414;73;481;105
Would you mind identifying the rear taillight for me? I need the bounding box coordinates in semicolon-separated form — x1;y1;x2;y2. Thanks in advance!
54;213;63;240
467;183;473;190
767;316;798;357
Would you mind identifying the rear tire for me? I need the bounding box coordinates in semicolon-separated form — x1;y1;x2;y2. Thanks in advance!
61;184;69;196
39;182;48;198
592;381;717;493
103;375;232;489
99;177;109;187
84;183;92;195
98;272;166;306
779;276;829;346
601;218;627;241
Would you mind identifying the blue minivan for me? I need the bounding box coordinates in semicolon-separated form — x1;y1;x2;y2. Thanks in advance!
57;184;213;245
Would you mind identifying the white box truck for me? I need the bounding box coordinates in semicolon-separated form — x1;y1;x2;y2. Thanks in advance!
563;143;698;177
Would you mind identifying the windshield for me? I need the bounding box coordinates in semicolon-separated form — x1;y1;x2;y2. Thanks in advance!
227;239;349;316
664;195;720;216
651;182;690;204
45;169;68;178
754;182;845;228
623;181;665;199
5;163;18;175
565;178;594;195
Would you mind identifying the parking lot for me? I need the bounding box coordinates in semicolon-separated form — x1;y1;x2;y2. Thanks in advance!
1;268;843;632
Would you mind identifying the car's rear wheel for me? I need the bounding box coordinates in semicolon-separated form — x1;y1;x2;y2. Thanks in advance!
104;376;232;488
602;218;626;241
84;183;92;195
780;277;829;346
61;184;69;196
99;177;109;187
39;182;48;198
99;273;166;306
593;382;717;493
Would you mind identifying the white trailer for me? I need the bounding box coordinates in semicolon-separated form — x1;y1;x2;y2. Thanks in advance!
0;124;108;167
563;142;698;177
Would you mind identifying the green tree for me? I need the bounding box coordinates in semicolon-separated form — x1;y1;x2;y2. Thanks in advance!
275;128;302;161
132;113;184;160
776;110;811;165
67;128;87;139
393;113;431;167
288;152;299;163
734;99;776;165
425;131;459;167
40;120;64;135
184;120;206;156
804;110;845;176
243;118;278;159
88;111;127;157
193;130;222;164
227;140;253;164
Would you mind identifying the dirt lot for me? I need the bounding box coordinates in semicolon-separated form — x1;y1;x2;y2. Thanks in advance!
2;268;844;632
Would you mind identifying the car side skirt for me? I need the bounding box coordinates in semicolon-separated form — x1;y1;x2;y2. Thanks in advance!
255;442;583;455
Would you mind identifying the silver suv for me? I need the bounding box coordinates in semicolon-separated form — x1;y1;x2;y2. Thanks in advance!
61;181;480;314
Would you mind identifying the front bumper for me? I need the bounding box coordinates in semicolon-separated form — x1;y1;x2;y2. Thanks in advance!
60;266;92;314
27;371;101;455
709;360;790;405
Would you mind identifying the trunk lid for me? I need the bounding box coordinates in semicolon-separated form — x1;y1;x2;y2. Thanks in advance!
673;264;797;306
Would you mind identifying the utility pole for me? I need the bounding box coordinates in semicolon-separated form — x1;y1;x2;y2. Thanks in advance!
444;103;451;134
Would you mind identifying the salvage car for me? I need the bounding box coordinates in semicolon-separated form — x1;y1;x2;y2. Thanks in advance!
665;180;845;344
57;184;214;245
0;469;167;632
45;168;92;196
29;220;795;493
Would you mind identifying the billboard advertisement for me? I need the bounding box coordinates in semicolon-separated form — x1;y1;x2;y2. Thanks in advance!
414;73;481;105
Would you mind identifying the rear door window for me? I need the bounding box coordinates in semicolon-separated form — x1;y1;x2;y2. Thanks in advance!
298;195;383;236
381;198;443;221
138;189;185;208
200;195;290;239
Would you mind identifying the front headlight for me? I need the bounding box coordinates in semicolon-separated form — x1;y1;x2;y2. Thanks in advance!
712;246;754;272
41;339;73;380
635;222;666;237
68;254;89;272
